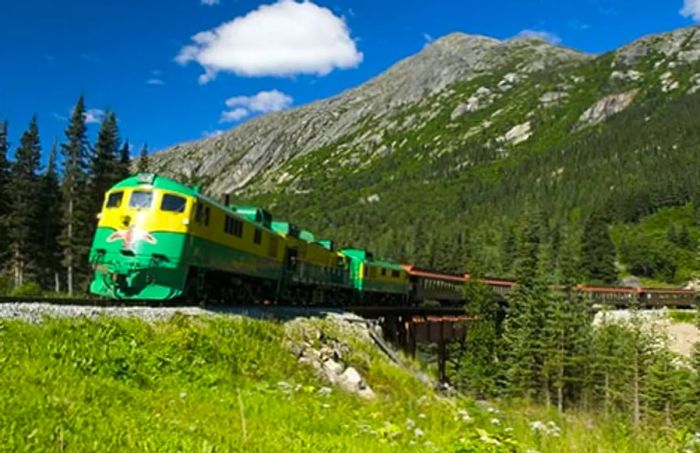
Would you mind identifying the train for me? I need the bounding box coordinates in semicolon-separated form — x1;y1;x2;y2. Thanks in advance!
88;174;697;308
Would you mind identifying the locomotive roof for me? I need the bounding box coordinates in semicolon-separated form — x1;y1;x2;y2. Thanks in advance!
111;174;199;196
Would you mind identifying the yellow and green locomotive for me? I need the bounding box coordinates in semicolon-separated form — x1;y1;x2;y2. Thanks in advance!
89;174;410;303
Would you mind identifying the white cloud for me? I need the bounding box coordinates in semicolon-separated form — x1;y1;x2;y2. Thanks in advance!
220;89;293;123
681;0;700;21
176;0;363;83
515;29;562;45
146;78;165;85
220;107;250;122
201;0;220;5
84;109;105;124
568;20;591;31
204;129;225;138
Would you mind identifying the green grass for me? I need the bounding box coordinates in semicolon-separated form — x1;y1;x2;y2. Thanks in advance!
668;310;698;324
0;315;694;452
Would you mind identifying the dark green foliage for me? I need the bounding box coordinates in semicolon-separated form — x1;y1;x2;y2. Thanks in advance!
89;112;122;239
36;143;63;291
118;139;131;180
9;117;42;285
580;212;617;284
449;267;502;397
137;143;149;173
59;95;92;294
0;120;10;269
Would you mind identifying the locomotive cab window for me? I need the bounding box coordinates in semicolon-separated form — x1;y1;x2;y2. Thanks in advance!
105;191;123;208
254;228;263;245
129;191;153;209
161;194;187;213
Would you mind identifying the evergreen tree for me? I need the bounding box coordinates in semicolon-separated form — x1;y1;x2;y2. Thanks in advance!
137;143;149;173
0;120;10;269
501;212;546;399
37;142;63;291
60;95;91;295
117;139;131;180
450;265;503;398
580;211;618;284
89;112;120;238
9;117;42;287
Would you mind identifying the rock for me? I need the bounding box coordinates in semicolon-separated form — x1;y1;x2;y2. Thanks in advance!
475;86;492;96
577;89;638;128
621;276;641;288
539;91;568;106
450;103;469;120
366;194;380;203
337;367;375;399
322;358;344;383
501;121;532;145
610;69;643;82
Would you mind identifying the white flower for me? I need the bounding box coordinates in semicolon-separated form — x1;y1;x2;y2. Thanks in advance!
414;428;425;437
530;420;546;432
405;419;416;429
490;418;501;425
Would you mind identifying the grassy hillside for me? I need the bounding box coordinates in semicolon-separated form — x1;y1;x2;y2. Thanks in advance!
0;314;695;452
231;40;700;282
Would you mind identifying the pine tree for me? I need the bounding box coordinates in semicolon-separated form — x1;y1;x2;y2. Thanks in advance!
89;112;120;239
580;211;618;284
60;95;91;295
117;139;131;180
450;264;503;398
137;143;149;173
501;212;546;399
37;142;63;291
0;120;10;269
9;117;42;287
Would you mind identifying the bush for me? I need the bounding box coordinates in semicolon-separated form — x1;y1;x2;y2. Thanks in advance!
10;281;43;297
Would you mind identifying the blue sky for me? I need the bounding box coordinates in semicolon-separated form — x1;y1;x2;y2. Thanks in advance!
1;0;699;163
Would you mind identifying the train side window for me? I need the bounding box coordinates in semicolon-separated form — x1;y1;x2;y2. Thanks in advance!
363;266;368;277
195;203;210;226
254;228;262;245
161;194;187;213
392;270;400;278
381;268;386;276
224;216;244;237
129;191;153;209
105;191;123;208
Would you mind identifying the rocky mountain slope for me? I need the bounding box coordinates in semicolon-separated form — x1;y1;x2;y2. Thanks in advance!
151;33;590;194
151;25;700;278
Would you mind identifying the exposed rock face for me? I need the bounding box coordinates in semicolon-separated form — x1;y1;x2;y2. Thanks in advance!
577;90;639;128
149;33;589;196
500;121;532;145
615;25;700;66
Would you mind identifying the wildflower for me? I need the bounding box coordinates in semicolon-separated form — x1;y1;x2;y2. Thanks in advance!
529;420;546;433
317;386;332;396
490;417;500;425
405;418;416;429
179;392;187;399
418;413;427;419
321;403;331;409
414;428;425;437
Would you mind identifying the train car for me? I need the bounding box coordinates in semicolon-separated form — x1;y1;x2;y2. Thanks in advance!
89;174;286;300
402;265;466;304
270;221;351;304
341;249;410;304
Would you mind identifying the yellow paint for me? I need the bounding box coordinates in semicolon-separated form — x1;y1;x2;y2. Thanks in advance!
99;188;192;234
99;188;284;263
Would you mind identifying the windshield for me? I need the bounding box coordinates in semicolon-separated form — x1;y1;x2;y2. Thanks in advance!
161;194;187;213
129;191;153;209
105;191;123;208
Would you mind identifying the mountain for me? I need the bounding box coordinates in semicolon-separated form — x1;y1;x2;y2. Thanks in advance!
151;33;589;194
150;26;700;281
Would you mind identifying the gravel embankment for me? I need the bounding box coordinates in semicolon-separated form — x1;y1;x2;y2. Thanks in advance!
0;303;364;324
